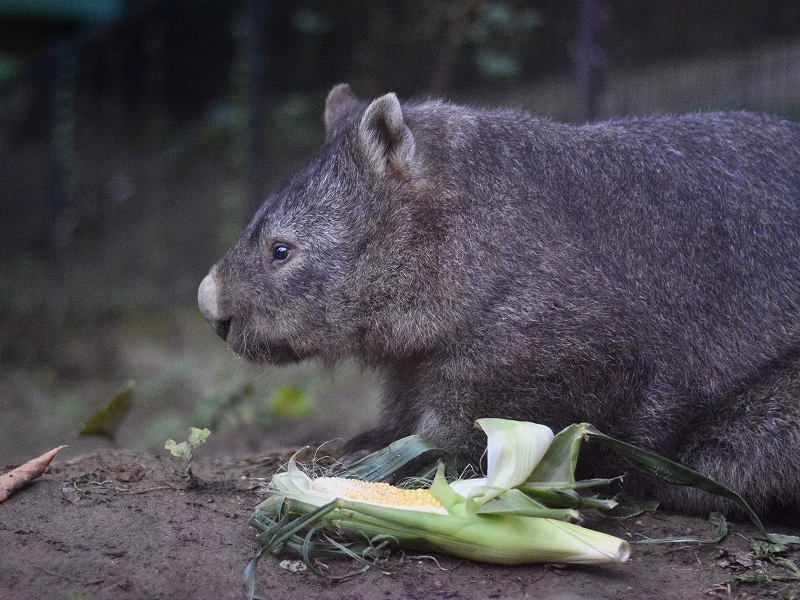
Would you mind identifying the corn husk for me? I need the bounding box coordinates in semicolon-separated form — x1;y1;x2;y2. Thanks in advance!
246;418;800;595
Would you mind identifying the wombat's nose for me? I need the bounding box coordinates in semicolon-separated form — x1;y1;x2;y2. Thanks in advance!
198;272;231;341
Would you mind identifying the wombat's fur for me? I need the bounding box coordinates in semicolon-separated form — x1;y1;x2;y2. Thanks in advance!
199;84;800;516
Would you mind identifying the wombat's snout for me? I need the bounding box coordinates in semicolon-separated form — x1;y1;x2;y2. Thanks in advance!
198;271;231;341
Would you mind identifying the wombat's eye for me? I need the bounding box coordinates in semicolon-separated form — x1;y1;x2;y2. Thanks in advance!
271;243;291;263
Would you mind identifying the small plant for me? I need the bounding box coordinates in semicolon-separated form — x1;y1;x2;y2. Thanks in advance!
165;427;211;488
165;427;210;461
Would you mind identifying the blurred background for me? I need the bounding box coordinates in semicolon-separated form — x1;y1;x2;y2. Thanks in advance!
1;0;799;465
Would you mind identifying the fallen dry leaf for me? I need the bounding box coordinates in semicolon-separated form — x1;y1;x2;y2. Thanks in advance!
0;445;67;502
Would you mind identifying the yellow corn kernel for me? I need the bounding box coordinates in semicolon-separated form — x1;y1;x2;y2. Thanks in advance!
313;477;444;508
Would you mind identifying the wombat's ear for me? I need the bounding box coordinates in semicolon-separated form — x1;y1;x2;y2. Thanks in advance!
325;83;359;132
358;92;416;178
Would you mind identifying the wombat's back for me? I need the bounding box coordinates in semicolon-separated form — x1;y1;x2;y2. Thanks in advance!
509;112;800;398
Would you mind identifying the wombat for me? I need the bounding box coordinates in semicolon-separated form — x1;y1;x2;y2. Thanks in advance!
198;83;800;516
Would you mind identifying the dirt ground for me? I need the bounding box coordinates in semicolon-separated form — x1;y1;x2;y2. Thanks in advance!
2;445;800;600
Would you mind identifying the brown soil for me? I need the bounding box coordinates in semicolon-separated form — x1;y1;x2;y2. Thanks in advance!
2;447;800;600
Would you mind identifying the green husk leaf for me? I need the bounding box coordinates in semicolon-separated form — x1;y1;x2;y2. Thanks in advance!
526;423;584;485
321;530;397;576
635;512;728;545
582;424;800;545
248;502;387;562
304;530;382;580
429;462;466;514
244;546;269;600
518;485;583;507
250;504;280;531
518;479;620;510
597;494;660;518
473;488;580;519
334;434;457;482
329;498;629;565
258;500;339;552
449;419;558;515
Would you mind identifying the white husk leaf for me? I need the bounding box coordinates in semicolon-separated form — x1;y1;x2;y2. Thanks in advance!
478;419;554;490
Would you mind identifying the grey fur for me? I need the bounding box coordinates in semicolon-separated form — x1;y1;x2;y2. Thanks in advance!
199;83;800;516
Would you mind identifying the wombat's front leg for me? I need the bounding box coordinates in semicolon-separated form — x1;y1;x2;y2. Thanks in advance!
345;363;536;470
342;362;427;458
341;360;483;463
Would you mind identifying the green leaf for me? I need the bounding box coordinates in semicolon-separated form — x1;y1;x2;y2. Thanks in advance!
429;463;466;514
195;379;254;429
597;494;660;518
473;488;579;520
165;440;192;460
334;435;457;482
750;539;800;574
165;428;210;461
80;382;133;439
518;484;623;512
526;423;585;485
188;427;211;448
582;424;800;546
636;512;728;545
